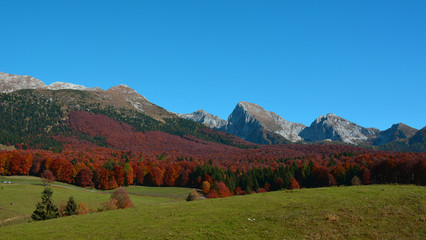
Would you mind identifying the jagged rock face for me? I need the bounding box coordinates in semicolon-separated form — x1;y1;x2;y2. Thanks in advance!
374;123;418;146
226;101;306;143
0;72;47;93
300;113;380;144
177;110;227;129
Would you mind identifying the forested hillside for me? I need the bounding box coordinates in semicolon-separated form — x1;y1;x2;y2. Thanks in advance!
0;89;425;197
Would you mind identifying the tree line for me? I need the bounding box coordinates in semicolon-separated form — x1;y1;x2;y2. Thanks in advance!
1;149;424;198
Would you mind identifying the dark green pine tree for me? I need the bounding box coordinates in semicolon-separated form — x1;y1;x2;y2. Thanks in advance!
31;188;59;221
64;196;78;216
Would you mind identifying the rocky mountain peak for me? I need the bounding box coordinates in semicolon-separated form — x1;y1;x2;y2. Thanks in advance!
227;101;306;142
314;113;342;124
105;85;151;112
193;109;207;114
47;82;92;91
108;84;136;92
178;109;227;129
300;113;380;144
374;123;418;146
0;72;47;93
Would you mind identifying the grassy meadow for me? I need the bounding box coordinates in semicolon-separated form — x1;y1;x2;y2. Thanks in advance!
0;176;425;239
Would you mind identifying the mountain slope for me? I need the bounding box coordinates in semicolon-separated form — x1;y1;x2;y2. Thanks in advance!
225;102;306;144
0;72;46;93
409;126;426;146
374;123;418;146
176;110;227;129
299;113;380;144
100;84;174;120
0;72;174;120
377;126;425;152
0;88;255;151
47;82;101;91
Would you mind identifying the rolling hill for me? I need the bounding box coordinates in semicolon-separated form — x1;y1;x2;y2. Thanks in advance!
0;180;424;240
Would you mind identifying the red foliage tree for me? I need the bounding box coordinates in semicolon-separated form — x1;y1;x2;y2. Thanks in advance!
234;186;245;195
201;181;210;194
9;152;32;175
361;168;371;185
41;169;55;185
134;165;145;185
207;189;219;198
75;167;93;187
50;158;73;183
164;165;179;186
146;166;164;186
288;177;300;190
94;168;111;190
113;165;125;186
216;182;232;197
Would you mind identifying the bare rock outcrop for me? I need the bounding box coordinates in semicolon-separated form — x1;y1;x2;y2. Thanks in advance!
299;113;380;144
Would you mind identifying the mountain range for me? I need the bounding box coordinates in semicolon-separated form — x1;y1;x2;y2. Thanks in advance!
0;71;424;151
179;102;423;149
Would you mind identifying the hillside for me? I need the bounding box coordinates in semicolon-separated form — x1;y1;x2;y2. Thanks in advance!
0;89;255;150
374;123;418;146
0;176;192;226
377;127;426;152
0;183;424;239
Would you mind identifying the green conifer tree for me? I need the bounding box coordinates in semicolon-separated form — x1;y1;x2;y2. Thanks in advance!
64;196;78;216
31;188;59;221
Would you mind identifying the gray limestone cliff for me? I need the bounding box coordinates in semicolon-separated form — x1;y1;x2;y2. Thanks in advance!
177;110;227;129
299;113;380;144
225;102;306;143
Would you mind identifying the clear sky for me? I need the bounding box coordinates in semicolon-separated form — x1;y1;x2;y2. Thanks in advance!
1;0;425;130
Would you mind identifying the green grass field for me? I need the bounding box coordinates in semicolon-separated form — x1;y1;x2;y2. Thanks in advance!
0;176;192;226
0;176;425;239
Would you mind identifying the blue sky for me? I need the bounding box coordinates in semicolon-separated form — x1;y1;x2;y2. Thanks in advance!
1;0;425;130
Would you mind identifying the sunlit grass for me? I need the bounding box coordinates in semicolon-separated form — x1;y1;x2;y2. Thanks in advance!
0;181;424;239
0;176;192;226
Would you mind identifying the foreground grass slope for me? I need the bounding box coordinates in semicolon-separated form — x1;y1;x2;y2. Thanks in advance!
0;184;424;240
0;176;192;226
